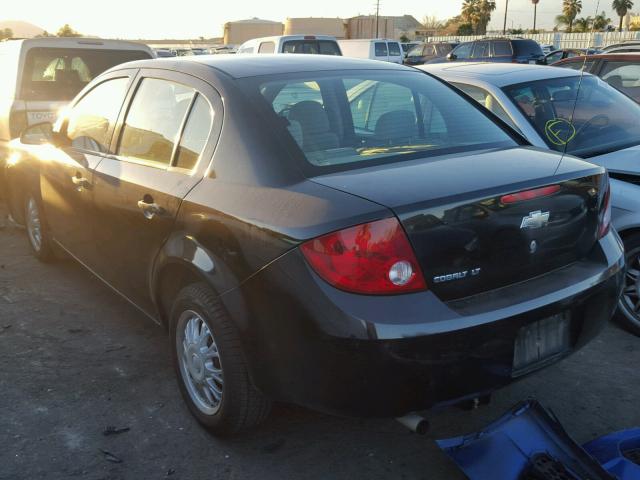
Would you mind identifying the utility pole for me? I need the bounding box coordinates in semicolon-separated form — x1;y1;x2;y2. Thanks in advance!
532;0;539;33
503;0;509;35
375;0;380;38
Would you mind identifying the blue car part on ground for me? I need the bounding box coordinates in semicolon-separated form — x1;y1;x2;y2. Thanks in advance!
437;399;640;479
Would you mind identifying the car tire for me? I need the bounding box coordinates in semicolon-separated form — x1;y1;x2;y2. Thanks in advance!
170;282;271;435
617;233;640;336
24;193;55;262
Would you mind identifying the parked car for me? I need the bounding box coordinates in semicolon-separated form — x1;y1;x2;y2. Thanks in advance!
237;35;341;55
0;37;155;196
401;42;421;57
6;55;623;435
442;37;544;64
338;39;403;63
601;41;640;53
545;48;600;65
418;62;640;334
555;53;640;103
541;44;554;54
154;48;176;58
173;48;195;57
404;42;458;66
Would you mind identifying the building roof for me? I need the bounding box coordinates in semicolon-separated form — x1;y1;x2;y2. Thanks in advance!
350;15;423;30
226;17;282;25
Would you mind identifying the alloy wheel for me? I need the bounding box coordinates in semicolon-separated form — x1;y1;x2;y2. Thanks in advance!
176;310;224;416
620;248;640;325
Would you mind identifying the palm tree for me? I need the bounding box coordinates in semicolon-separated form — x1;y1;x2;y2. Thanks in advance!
593;11;612;30
612;0;634;32
573;16;592;32
461;0;496;34
477;0;497;34
562;0;583;32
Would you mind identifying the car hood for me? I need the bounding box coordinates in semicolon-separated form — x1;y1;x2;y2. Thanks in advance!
591;144;640;175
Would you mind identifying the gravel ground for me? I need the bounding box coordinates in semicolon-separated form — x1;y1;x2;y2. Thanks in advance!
1;202;639;480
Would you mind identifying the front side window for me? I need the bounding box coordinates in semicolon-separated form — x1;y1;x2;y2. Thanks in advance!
375;42;388;57
66;77;129;153
251;71;517;170
21;47;151;101
471;42;490;59
504;75;640;156
118;78;194;165
388;42;401;56
174;95;213;170
453;42;473;60
546;51;564;64
258;42;275;54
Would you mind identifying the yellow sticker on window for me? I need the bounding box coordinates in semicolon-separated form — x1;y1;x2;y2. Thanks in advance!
544;119;576;146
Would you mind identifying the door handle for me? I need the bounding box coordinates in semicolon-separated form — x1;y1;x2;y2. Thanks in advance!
137;198;164;220
71;174;90;191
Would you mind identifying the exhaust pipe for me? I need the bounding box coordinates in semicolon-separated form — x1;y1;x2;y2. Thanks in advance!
396;413;429;435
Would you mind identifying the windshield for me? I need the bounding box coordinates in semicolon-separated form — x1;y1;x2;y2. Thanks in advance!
247;71;518;170
503;75;640;157
21;47;152;101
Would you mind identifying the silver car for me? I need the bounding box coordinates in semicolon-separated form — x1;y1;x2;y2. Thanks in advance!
419;62;640;335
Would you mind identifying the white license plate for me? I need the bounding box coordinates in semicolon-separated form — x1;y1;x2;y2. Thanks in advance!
512;312;571;376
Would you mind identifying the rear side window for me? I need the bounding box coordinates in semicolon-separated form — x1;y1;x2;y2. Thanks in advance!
388;42;401;56
258;42;275;54
118;78;194;165
375;42;388;57
471;42;490;58
513;40;543;57
66;77;129;153
493;41;513;57
20;47;151;101
174;95;213;170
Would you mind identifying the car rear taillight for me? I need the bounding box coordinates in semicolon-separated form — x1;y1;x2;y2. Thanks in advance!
501;185;561;204
300;217;427;295
598;179;612;239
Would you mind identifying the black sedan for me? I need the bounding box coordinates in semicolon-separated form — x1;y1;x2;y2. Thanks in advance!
5;55;624;435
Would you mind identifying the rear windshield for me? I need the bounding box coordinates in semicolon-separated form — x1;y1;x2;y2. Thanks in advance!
246;71;518;171
503;75;640;157
512;40;543;57
21;47;152;101
388;42;401;56
282;40;341;56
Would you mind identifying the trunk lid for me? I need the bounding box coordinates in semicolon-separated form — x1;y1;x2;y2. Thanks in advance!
311;147;606;300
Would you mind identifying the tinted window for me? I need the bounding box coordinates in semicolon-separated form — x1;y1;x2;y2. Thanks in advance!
558;60;594;71
282;40;341;55
388;42;401;56
471;42;490;58
407;45;424;57
254;71;517;170
504;75;640;156
601;62;640;86
512;40;543;57
453;42;473;59
452;82;519;131
435;44;454;56
21;48;151;101
67;77;129;153
118;78;194;165
375;42;388;57
258;42;275;54
493;41;512;57
174;95;213;170
546;51;564;64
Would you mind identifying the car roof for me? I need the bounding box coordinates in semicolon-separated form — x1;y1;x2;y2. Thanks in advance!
118;54;410;79
0;37;152;52
417;62;582;87
556;52;640;63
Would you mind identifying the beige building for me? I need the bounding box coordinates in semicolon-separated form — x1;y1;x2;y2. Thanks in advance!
347;15;423;40
224;18;284;45
284;17;347;38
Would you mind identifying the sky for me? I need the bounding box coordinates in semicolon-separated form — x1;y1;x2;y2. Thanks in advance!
0;0;627;39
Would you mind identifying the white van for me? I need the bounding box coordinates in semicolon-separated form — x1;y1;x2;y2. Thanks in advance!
237;35;342;55
0;37;155;192
338;39;403;64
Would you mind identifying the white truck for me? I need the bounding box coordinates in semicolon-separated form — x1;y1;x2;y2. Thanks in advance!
338;39;403;64
237;35;341;55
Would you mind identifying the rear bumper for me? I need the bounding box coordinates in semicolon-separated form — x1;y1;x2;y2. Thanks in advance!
221;231;624;417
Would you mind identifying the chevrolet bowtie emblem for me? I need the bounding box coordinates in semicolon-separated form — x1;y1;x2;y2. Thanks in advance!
521;210;550;229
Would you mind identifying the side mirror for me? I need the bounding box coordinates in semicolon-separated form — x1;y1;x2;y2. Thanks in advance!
447;53;457;61
20;122;54;145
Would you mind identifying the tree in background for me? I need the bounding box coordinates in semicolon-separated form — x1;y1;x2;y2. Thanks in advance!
461;0;496;34
593;11;612;30
422;15;444;34
56;24;82;37
0;28;13;40
561;0;583;32
612;0;634;31
573;16;592;32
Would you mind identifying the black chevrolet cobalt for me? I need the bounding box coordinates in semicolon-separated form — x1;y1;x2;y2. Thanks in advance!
5;55;624;435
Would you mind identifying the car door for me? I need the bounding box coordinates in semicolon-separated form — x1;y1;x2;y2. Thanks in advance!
39;71;135;266
90;69;222;314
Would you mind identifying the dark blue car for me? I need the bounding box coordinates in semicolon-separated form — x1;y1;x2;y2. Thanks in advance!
442;37;545;64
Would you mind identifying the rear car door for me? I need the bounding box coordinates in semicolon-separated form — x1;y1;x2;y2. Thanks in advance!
91;69;222;314
40;71;135;266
